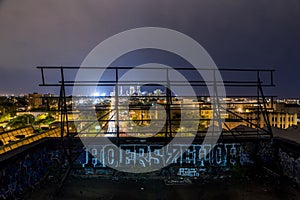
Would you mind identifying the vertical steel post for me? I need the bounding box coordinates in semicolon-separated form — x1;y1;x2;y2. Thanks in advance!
115;68;120;145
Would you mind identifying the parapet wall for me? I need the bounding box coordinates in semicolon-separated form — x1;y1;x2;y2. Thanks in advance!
0;137;299;199
74;138;300;184
0;139;68;199
277;140;300;184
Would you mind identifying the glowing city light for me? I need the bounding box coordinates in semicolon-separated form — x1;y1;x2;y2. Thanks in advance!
92;92;100;97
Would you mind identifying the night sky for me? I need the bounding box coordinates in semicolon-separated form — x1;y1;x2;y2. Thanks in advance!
0;0;299;98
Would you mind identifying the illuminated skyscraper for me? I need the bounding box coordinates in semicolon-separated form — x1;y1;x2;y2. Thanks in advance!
129;86;135;95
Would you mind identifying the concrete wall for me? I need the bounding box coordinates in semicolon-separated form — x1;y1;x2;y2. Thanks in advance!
278;148;300;184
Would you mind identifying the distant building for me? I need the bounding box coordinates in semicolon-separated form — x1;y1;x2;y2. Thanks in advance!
28;93;42;109
275;102;300;115
222;99;299;130
120;86;123;96
153;89;162;96
136;85;141;95
129;86;135;95
235;112;297;129
42;93;55;109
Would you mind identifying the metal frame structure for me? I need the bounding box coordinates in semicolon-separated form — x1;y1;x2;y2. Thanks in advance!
37;66;275;157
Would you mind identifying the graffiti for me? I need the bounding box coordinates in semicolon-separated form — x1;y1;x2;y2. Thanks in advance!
0;147;67;199
177;168;200;177
82;143;242;169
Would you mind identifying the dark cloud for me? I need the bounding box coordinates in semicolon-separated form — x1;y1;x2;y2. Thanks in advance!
0;0;299;97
